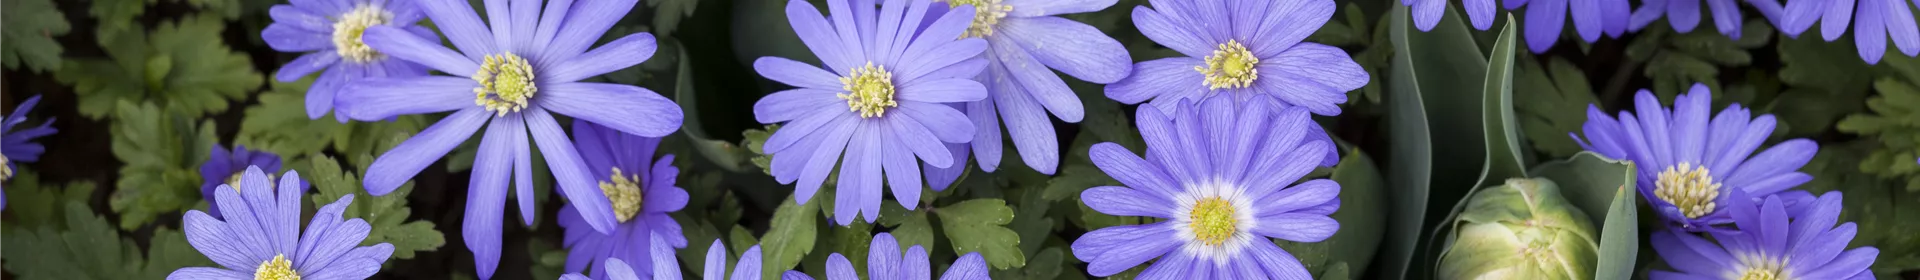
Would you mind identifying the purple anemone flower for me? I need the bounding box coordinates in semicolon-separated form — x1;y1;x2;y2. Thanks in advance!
1;95;56;210
263;0;435;122
929;0;1131;175
750;0;988;225
1779;0;1920;64
1571;84;1818;232
1405;0;1499;31
340;0;685;277
703;240;814;280
167;167;395;280
1650;191;1879;280
1507;0;1631;53
1628;0;1783;40
558;120;689;280
1106;0;1367;117
199;144;286;219
1070;94;1342;278
824;233;988;280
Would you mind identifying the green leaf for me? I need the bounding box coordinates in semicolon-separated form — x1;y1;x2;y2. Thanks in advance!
880;204;937;252
936;198;1024;269
1;0;69;72
1633;19;1772;99
1;169;99;229
89;0;148;35
1529;152;1640;279
1325;146;1388;272
1798;140;1920;277
1479;16;1526;186
2;202;213;279
527;237;569;280
760;193;820;279
1385;4;1486;278
672;215;726;278
1514;54;1599;158
826;220;873;279
56;14;263;119
302;156;447;260
107;101;217;230
649;0;701;37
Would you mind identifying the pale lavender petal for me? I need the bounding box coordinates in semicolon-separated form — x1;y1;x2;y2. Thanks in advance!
1132;6;1212;57
1706;0;1742;38
1724;139;1815;188
900;6;976;66
543;32;657;83
1070;224;1174;261
417;0;496;59
1089;143;1181;198
938;253;989;280
1796;248;1880;279
968;94;1003;172
167;268;250;280
988;36;1082;123
509;0;540;52
1105;57;1204;105
1135;251;1192;279
897;101;975;143
269;5;330;31
1629;0;1666;31
529;112;616;235
704;240;727;280
539;82;684;137
826;254;859;280
897;38;987;83
1254;213;1338;242
306;64;346;120
606;258;640;280
897;78;988;103
1246;241;1313;279
1884;0;1920;56
997;16;1132;83
1411;0;1445;31
786;0;860;73
754;57;844;90
464;116;514;279
881;139;925;208
1668;0;1702;32
1081;186;1175;218
275;52;340;82
1526;0;1569;53
532;0;575;49
1859;4;1888;63
795;116;858;205
1249;0;1334;57
1821;0;1854;41
540;0;638;63
733;246;764;280
885;112;953;168
1085;228;1181;276
754;88;843;124
901;246;931;280
990;66;1063;174
341;76;474;120
184;211;253;269
509;115;536;225
868;233;901;278
1005;0;1115;17
1466;0;1496;30
362;26;480;75
262;24;329;52
1572;0;1603;41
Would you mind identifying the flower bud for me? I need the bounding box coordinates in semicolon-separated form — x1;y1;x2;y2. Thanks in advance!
1437;177;1600;280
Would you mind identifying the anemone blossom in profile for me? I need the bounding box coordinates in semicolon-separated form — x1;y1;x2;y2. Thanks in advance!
0;95;56;210
1071;95;1342;278
750;0;988;225
199;144;286;219
340;0;683;277
1571;83;1818;232
167;167;394;280
1508;0;1630;53
1778;0;1920;64
559;120;689;280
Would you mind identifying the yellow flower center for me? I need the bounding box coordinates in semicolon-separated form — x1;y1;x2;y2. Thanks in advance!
1735;259;1788;280
1656;163;1721;219
474;53;537;116
838;62;898;118
941;0;1012;38
1;154;12;180
332;5;393;63
255;254;300;280
1195;40;1260;90
599;168;645;223
225;172;278;193
1188;197;1238;246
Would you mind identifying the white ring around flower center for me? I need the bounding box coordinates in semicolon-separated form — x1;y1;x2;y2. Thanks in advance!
1170;179;1259;265
1732;253;1790;280
940;0;1012;38
332;5;394;64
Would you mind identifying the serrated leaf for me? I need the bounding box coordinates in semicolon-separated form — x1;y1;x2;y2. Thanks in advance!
1;0;69;72
827;220;873;279
302;156;447;260
1;169;98;229
936;199;1024;269
89;0;148;35
3;202;212;279
107;101;217;230
56;14;262;119
760;193;820;279
1514;54;1598;158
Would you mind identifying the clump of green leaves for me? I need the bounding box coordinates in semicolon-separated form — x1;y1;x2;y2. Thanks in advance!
107;101;217;230
1837;54;1920;192
56;14;263;119
303;155;448;260
1;170;99;229
1;0;70;72
235;76;427;164
1309;3;1392;106
2;203;212;279
1626;19;1772;99
742;124;781;175
1513;54;1598;158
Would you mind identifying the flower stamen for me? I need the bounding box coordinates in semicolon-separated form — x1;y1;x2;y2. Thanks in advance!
600;168;645;223
1188;196;1238;246
474;53;537;116
332;5;393;63
1734;257;1788;280
838;62;897;118
1;154;12;180
255;254;300;280
1656;163;1721;219
1196;40;1260;90
225;172;278;193
941;0;1012;38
